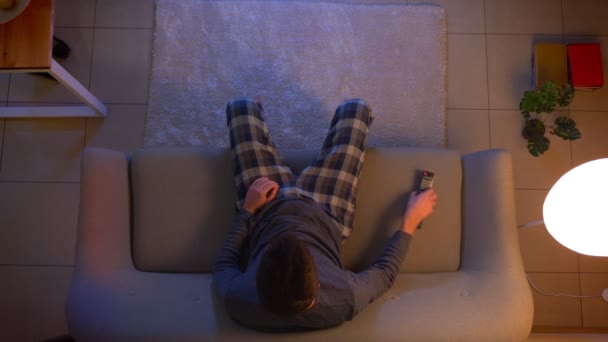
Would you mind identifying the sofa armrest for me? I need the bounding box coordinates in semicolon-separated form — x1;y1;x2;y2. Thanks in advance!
461;149;525;275
461;149;534;338
74;147;135;276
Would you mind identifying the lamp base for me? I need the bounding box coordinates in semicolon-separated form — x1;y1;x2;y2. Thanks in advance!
603;288;608;303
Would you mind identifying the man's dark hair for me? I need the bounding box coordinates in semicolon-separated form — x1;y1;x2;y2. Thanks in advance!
256;233;319;316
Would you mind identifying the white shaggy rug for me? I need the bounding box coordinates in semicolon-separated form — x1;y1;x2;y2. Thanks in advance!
145;0;447;149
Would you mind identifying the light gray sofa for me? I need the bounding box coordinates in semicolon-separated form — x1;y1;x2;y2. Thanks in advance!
66;147;534;341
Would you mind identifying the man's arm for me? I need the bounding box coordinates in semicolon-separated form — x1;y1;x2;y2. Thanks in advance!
348;230;411;315
349;189;438;315
213;208;251;299
213;177;280;299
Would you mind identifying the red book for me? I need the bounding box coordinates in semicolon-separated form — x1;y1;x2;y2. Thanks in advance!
567;43;604;89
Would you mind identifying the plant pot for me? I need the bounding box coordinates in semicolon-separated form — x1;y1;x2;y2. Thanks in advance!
522;119;545;140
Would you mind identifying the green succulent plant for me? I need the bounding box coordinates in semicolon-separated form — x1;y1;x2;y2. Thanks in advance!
519;80;580;157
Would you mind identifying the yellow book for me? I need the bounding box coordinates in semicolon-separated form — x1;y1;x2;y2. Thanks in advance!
534;43;568;88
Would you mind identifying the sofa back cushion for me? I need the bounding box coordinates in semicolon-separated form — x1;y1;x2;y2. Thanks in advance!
341;148;462;273
131;147;461;274
131;148;237;273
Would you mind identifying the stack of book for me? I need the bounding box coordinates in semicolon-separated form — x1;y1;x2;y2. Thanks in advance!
534;42;604;91
534;43;568;88
567;43;604;91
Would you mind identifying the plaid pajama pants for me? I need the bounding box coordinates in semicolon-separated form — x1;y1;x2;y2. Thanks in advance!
226;97;373;238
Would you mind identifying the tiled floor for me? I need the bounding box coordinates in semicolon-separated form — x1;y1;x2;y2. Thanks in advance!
1;0;607;341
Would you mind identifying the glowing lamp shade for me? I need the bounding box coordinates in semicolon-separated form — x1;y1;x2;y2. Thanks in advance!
543;159;608;257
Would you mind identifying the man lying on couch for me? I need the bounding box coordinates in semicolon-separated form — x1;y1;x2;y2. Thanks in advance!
213;97;438;331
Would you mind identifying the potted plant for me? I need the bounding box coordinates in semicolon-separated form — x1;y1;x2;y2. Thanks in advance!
519;80;581;157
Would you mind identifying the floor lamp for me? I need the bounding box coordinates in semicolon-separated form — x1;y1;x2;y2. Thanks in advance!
521;158;608;302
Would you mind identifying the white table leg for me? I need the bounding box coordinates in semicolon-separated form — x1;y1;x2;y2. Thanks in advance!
49;59;108;117
0;105;99;118
0;61;108;118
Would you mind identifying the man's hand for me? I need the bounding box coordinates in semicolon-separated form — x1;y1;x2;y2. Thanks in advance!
243;177;279;214
401;189;438;236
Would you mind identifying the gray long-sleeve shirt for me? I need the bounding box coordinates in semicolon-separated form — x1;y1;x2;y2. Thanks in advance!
213;197;412;332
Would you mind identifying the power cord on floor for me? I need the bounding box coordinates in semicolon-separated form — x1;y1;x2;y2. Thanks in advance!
518;220;608;303
526;275;605;300
517;220;545;229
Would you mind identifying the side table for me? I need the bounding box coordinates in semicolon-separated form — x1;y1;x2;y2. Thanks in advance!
0;0;107;118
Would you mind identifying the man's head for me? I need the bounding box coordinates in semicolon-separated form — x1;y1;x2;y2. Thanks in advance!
256;233;319;316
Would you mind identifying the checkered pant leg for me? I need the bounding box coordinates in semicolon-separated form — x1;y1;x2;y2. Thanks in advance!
226;97;295;209
295;99;373;238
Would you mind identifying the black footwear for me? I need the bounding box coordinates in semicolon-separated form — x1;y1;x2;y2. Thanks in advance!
52;36;71;59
